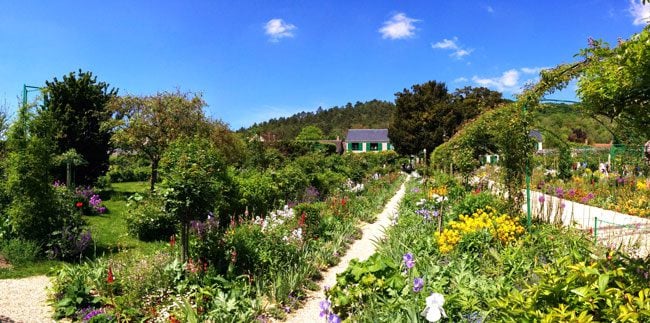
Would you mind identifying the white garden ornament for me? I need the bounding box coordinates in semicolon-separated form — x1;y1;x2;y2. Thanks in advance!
421;293;447;322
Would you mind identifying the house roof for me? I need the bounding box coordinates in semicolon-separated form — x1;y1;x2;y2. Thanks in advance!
346;129;390;142
529;130;543;142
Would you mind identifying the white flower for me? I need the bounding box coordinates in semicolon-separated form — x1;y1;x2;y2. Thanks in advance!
421;293;446;322
416;198;427;206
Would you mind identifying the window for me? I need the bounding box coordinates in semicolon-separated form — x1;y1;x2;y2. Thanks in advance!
369;143;379;151
351;142;361;151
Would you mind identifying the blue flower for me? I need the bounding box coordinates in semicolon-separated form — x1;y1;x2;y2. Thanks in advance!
413;277;424;292
319;299;331;317
403;253;415;269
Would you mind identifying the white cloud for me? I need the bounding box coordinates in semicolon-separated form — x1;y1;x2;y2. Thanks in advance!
454;77;468;83
520;67;546;74
432;37;459;49
472;66;547;93
379;13;419;39
629;0;650;25
451;48;473;59
431;37;473;59
265;18;296;42
486;5;495;13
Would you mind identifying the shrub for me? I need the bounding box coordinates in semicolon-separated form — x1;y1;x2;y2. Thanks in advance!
0;238;41;265
126;195;178;241
46;225;93;261
452;191;507;219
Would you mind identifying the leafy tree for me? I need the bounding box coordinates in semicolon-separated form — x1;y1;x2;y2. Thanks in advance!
4;102;81;244
295;125;324;141
389;82;503;160
207;119;246;165
160;137;228;262
43;70;118;184
107;90;211;192
389;81;451;157
578;26;650;141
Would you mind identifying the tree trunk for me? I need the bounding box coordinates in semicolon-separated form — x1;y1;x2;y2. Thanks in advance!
150;158;159;193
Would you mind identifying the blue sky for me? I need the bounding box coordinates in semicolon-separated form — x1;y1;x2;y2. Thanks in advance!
1;1;648;129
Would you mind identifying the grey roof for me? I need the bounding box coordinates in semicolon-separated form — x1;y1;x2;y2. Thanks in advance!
346;129;390;142
529;130;543;142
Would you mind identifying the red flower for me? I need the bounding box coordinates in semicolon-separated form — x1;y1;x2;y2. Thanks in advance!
298;212;306;227
107;265;114;283
341;198;347;207
75;202;83;208
170;234;176;248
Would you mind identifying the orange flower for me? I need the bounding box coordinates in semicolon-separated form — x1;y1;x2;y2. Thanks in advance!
170;234;176;248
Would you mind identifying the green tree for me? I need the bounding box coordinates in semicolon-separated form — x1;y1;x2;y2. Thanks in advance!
160;137;228;262
578;26;650;140
4;102;80;244
107;90;211;192
389;81;451;157
295;125;324;141
43;70;118;184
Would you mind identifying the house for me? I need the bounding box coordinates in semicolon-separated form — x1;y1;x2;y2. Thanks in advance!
345;129;393;153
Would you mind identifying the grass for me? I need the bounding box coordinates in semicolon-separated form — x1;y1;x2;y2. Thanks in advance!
0;181;165;279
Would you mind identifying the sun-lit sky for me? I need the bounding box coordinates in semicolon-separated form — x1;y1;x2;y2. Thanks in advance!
1;1;648;129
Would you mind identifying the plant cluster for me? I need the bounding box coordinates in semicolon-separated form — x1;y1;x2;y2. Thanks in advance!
435;206;525;254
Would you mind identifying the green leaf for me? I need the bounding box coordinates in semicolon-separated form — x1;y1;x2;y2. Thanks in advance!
571;286;592;298
598;274;610;294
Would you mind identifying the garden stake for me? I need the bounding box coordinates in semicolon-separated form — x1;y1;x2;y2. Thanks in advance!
594;217;598;243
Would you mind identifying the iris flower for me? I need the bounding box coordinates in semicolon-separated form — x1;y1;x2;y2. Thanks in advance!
421;293;447;322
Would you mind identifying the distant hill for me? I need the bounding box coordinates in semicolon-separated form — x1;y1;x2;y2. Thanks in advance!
531;103;613;146
243;100;394;141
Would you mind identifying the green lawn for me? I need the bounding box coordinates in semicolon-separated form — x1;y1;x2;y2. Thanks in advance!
0;181;165;279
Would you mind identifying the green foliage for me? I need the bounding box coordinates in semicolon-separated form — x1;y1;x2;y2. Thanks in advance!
293;202;326;240
390;83;505;158
451;191;507;219
233;169;280;216
295;125;324;141
107;154;150;183
491;254;650;322
578;26;650;140
44;69;117;184
107;90;212;192
245;100;395;140
160;136;228;261
0;238;41;265
4;103;84;245
51;262;103;319
126;194;178;241
558;145;572;180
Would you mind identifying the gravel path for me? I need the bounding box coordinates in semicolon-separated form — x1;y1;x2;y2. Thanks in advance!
0;275;54;323
285;176;409;322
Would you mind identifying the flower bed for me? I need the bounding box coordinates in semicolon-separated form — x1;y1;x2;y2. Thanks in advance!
326;171;650;322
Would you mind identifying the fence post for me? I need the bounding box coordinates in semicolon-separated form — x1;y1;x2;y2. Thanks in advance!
594;216;598;242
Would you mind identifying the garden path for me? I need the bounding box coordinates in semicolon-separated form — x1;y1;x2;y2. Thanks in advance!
484;179;650;257
0;275;54;322
284;175;410;323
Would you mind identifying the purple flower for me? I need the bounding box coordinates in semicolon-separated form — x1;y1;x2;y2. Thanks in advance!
328;313;341;323
413;277;424;292
555;187;564;198
538;195;545;204
411;187;420;193
568;188;576;198
403;253;415;269
319;299;331;317
560;202;566;209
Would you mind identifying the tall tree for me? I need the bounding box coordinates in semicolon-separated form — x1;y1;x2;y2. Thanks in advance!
43;70;118;184
388;81;452;157
106;90;210;192
160;137;227;262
